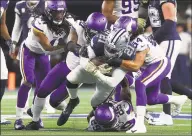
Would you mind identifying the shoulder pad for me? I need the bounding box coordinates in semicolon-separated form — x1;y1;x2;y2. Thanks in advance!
32;18;44;33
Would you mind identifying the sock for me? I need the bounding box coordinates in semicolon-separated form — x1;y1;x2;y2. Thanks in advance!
160;77;172;115
171;80;192;100
166;95;183;105
136;106;146;126
17;84;31;108
32;96;46;122
0;80;7;101
55;101;67;111
114;84;121;102
67;87;78;99
16;107;24;120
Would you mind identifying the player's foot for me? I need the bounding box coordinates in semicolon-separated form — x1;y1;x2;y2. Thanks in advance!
25;121;40;130
144;110;154;123
14;119;25;130
0;118;11;125
57;97;80;126
26;108;44;128
172;95;188;116
126;124;146;133
148;112;173;126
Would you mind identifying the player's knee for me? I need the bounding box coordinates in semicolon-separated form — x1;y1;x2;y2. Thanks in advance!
66;80;78;89
49;97;59;108
23;81;33;87
147;97;157;105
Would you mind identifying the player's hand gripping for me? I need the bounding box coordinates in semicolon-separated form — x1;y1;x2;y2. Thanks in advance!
5;39;16;59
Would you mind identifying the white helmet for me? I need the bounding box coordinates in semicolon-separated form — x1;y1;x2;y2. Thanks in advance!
105;28;130;58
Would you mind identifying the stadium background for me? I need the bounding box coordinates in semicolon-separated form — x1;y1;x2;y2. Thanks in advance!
1;0;191;89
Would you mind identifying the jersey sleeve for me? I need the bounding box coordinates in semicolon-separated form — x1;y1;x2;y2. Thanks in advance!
160;0;176;6
90;34;105;57
87;116;105;131
14;2;22;16
31;18;45;34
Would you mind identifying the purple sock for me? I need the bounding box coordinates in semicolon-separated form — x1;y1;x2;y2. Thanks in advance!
17;84;31;108
114;84;121;102
135;80;147;106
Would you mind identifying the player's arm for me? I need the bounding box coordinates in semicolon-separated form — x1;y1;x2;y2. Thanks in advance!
11;6;23;45
0;10;16;58
153;0;177;43
102;0;118;23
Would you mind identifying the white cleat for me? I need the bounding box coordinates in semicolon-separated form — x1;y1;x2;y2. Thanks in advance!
126;124;147;133
148;112;173;126
145;110;154;123
172;95;188;116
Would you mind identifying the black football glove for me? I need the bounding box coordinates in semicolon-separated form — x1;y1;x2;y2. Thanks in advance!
107;58;122;67
79;46;88;58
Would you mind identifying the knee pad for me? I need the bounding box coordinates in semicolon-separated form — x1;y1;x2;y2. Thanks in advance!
66;80;78;89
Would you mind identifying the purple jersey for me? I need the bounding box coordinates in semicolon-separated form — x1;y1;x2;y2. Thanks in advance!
14;0;45;41
147;0;180;41
0;0;9;18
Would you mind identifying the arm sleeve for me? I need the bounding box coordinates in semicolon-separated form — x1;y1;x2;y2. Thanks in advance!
94;68;127;88
11;13;22;43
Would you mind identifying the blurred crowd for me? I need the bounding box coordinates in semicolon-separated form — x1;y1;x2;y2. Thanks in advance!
1;2;192;88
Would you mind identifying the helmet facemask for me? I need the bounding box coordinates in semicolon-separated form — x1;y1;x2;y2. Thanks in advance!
26;1;39;11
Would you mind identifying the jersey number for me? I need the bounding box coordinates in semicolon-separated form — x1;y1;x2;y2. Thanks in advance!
121;0;140;14
148;7;161;27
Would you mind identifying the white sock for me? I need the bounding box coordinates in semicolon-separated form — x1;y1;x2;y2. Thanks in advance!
16;107;24;120
45;94;51;109
32;96;46;122
136;106;146;126
67;87;78;99
55;100;67;111
167;95;180;105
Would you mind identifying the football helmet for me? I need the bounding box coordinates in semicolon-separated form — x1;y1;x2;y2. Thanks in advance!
95;103;118;128
84;12;107;42
105;28;130;58
45;0;67;25
26;0;40;10
113;16;137;33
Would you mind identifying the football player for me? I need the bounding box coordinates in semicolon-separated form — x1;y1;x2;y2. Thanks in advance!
102;0;145;102
139;0;192;125
14;0;78;130
0;0;15;125
25;12;108;130
104;27;187;133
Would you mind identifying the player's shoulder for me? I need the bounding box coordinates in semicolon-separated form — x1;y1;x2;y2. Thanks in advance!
15;1;26;9
31;17;45;33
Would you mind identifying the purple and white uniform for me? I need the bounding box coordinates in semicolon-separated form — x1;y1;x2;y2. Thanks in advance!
0;0;9;80
87;100;135;131
12;0;45;45
113;0;140;18
131;34;171;106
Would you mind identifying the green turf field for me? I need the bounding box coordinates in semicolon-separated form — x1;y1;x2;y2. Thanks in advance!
1;87;192;135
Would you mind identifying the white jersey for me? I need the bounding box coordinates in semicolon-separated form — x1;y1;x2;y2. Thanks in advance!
113;0;139;18
24;17;75;54
87;101;135;131
66;20;89;70
129;34;165;66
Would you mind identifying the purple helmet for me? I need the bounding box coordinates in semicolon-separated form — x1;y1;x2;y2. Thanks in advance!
95;103;117;128
113;16;137;33
26;0;40;10
45;0;67;25
84;12;107;42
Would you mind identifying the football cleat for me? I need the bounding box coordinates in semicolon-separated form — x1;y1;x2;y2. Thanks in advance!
172;95;188;116
57;97;80;126
25;121;40;130
14;119;25;130
126;124;146;133
148;112;173;126
1;118;11;125
26;108;44;128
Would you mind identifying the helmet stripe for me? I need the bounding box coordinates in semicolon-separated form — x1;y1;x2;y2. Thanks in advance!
112;29;126;45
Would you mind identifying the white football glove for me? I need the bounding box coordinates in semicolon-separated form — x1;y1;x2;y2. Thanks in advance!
98;64;112;74
84;60;98;75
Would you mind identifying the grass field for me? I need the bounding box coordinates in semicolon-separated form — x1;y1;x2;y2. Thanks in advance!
1;86;192;136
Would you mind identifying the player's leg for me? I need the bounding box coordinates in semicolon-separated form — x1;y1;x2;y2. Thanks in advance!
15;46;35;130
57;65;95;126
0;48;11;125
